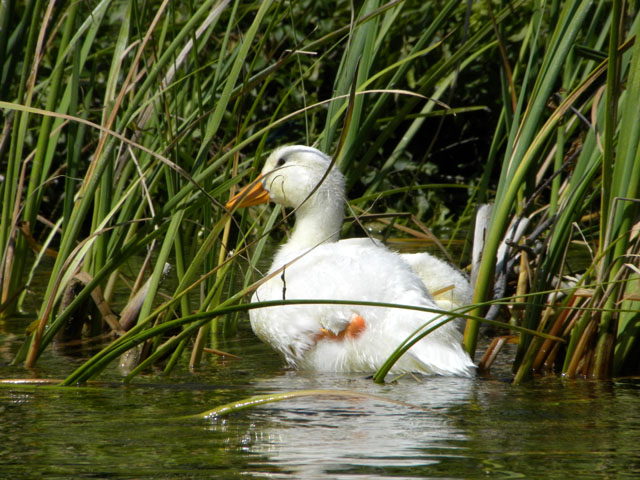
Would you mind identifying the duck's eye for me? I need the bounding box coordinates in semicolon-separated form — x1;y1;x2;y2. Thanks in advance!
276;157;286;167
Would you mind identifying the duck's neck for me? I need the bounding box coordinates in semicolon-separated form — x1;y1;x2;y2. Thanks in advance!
272;195;344;268
291;203;343;247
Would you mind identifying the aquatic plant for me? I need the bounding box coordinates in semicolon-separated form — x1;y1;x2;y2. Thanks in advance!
0;0;638;384
463;0;640;382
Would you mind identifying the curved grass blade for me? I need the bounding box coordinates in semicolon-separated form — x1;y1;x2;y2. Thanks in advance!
180;389;436;420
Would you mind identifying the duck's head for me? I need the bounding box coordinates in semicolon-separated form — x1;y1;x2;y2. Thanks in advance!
226;145;345;211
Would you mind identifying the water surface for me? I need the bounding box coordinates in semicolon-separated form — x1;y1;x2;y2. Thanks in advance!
1;324;639;479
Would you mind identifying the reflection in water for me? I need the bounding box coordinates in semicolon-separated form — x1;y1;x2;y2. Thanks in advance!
208;372;474;478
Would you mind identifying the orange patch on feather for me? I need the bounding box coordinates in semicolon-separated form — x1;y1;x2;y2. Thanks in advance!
317;314;366;341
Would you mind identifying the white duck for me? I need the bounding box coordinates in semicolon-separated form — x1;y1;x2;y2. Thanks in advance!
227;145;475;376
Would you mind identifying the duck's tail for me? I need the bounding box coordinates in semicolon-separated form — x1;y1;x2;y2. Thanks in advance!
402;321;476;377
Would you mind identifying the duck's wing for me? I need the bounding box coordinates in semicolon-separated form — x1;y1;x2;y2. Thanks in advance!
270;240;428;331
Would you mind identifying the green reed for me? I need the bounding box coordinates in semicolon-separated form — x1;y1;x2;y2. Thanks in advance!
0;0;638;384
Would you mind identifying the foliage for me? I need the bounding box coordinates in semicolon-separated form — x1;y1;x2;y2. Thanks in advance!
0;0;638;384
463;0;640;383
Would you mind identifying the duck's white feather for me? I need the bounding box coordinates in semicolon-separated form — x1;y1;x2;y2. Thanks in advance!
401;252;473;311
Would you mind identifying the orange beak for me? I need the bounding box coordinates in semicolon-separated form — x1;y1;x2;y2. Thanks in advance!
226;176;270;210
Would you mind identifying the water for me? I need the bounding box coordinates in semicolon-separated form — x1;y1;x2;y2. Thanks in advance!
1;320;640;479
